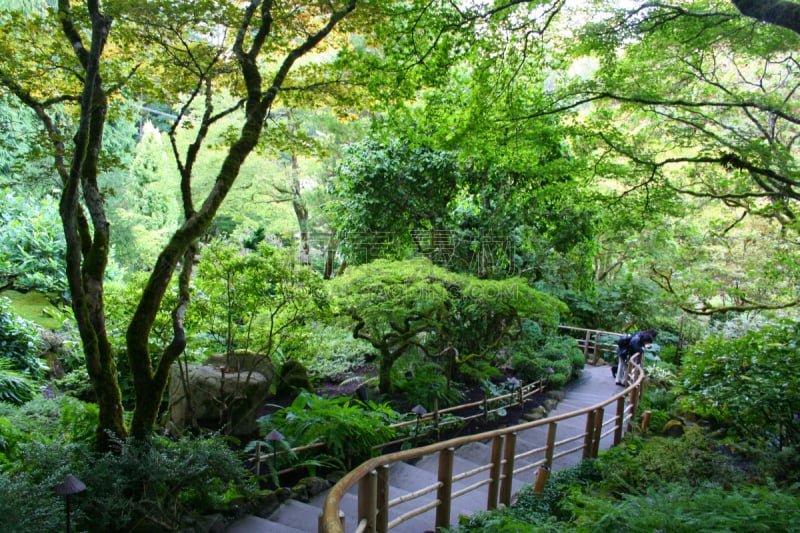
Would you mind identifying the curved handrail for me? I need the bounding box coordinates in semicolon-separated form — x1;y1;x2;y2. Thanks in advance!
320;362;645;533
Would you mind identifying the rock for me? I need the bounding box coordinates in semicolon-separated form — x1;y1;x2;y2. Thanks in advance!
523;406;548;421
276;360;313;396
168;363;272;437
251;490;283;518
663;419;685;437
205;351;275;382
546;390;566;401
291;476;331;502
543;398;559;412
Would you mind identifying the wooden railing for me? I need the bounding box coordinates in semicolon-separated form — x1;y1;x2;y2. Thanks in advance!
250;379;545;475
319;339;645;533
559;325;625;365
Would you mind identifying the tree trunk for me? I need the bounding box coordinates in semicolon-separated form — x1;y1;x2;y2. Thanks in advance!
56;2;127;449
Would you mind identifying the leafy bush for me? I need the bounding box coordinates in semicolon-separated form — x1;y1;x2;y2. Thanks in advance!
594;429;747;494
260;391;399;463
570;482;800;532
511;334;584;388
0;191;66;293
0;396;99;464
0;359;36;405
394;361;464;410
679;320;800;446
0;297;45;379
0;435;255;532
451;460;602;532
282;321;372;379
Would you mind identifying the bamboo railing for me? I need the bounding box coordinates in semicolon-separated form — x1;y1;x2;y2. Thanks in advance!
319;329;646;533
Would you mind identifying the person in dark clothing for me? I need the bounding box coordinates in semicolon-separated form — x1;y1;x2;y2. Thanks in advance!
614;329;657;386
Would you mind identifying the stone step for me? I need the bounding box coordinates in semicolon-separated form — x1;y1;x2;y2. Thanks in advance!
225;514;307;533
238;364;630;533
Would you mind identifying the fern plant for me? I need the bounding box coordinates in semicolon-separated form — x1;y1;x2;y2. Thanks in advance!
259;391;399;464
0;359;35;405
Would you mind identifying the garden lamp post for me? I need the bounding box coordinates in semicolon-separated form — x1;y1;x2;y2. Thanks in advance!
265;429;285;474
54;474;86;533
411;404;427;445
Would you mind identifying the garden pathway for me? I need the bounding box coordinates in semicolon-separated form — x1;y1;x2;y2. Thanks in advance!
226;362;622;533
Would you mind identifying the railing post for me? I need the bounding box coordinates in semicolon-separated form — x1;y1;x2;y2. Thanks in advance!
641;410;652;433
318;510;345;533
436;448;455;530
254;441;261;477
487;435;504;510
500;433;517;506
592;331;600;365
358;470;377;533
583;329;591;358
592;406;604;458
583;409;596;459
627;383;640;433
533;465;550;495
614;397;626;446
434;398;440;440
544;421;557;470
376;465;390;533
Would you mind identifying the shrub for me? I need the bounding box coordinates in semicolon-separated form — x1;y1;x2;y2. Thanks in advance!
679;320;800;447
510;334;584;388
0;359;36;405
594;429;747;494
0;396;99;465
283;322;372;379
0;297;46;379
570;482;800;532
451;460;602;532
394;361;464;410
0;435;255;532
0;191;66;293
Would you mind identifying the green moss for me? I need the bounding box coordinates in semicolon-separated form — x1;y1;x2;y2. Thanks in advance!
1;290;66;330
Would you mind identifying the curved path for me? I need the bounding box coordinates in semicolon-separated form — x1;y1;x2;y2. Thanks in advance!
228;362;623;533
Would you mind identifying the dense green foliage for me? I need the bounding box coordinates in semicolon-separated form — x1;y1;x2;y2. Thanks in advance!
680;320;800;447
0;434;254;533
0;297;45;404
451;427;800;533
0;191;66;294
259;390;399;463
330;257;568;394
190;239;330;359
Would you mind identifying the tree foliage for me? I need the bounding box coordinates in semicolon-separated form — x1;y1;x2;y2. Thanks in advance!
0;0;379;446
330;257;567;393
190;239;329;359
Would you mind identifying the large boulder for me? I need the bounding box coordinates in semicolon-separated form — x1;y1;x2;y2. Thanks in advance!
168;359;274;437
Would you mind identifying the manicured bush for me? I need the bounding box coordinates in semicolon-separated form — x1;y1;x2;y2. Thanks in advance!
511;335;583;388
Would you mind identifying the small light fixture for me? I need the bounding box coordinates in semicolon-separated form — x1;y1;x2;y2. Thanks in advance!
265;429;285;472
54;474;86;533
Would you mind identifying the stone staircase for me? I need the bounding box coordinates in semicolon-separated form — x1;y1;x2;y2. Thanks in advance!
227;363;624;533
